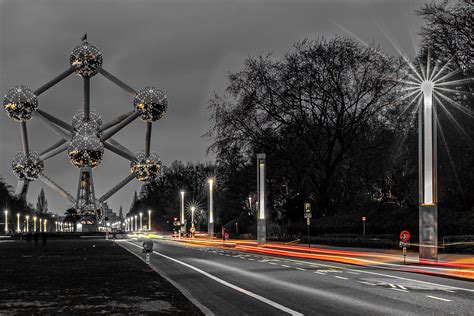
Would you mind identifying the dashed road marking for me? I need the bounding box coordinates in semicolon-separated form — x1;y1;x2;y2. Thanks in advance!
391;288;409;293
313;271;325;275
357;281;376;286
281;265;291;268
346;271;360;275
334;276;348;280
296;268;307;271
427;295;452;302
268;262;277;265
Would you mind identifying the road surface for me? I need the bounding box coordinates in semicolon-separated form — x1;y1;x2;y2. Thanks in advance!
119;239;474;315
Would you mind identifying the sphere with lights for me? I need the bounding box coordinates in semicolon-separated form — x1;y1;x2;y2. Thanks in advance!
70;41;103;77
133;86;168;122
130;152;162;181
72;110;102;130
68;131;104;168
3;85;38;122
11;151;44;181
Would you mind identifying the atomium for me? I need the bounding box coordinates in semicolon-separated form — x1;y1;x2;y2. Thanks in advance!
72;110;102;130
78;201;103;221
3;85;38;122
134;86;168;122
70;41;103;77
68;132;104;168
11;151;44;181
130;152;162;181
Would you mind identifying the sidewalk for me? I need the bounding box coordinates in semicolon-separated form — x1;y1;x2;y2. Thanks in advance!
0;239;202;315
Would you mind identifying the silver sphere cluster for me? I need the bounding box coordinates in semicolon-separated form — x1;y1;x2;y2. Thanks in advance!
130;152;162;181
70;41;103;78
3;85;38;122
134;86;168;122
68;111;104;168
11;151;44;181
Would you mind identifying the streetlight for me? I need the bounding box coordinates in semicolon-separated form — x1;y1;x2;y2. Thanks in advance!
26;215;30;233
134;215;138;232
148;209;151;231
180;191;185;239
33;216;37;232
191;206;195;228
16;213;20;233
44;219;47;232
139;212;143;231
4;210;8;234
39;218;42;232
208;178;214;239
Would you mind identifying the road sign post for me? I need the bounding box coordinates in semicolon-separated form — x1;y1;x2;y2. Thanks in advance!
399;230;411;265
304;203;312;251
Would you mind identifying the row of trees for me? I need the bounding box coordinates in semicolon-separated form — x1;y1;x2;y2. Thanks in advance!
129;1;473;237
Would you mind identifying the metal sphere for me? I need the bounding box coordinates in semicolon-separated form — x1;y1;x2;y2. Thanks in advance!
11;151;44;181
72;110;102;130
69;42;103;77
68;132;104;168
3;85;38;122
133;86;168;122
130;152;162;181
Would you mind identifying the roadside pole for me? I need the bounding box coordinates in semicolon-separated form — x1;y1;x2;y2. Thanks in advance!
304;203;312;252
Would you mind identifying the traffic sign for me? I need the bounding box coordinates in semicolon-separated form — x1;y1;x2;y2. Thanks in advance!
304;203;312;219
400;230;411;243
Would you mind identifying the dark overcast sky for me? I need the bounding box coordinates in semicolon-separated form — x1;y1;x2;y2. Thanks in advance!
1;0;429;215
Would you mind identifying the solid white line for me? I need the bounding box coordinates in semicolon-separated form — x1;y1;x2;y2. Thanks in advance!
124;241;303;316
427;295;452;302
334;276;348;280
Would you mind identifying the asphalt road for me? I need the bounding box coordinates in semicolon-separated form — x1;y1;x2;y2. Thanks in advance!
119;239;474;316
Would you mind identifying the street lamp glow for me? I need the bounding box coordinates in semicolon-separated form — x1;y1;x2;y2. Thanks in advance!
134;215;138;231
39;218;42;232
44;219;47;232
4;210;8;233
26;215;30;233
16;213;20;233
208;179;214;224
148;209;151;231
139;212;143;231
421;80;435;205
33;216;37;232
191;206;195;228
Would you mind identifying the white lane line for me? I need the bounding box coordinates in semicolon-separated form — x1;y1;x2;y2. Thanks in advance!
427;295;452;302
398;285;407;290
391;288;409;293
334;276;348;280
357;281;376;286
296;268;307;271
388;283;397;288
248;258;255;261
124;241;303;316
314;271;325;275
346;271;360;275
268;262;277;265
281;265;291;268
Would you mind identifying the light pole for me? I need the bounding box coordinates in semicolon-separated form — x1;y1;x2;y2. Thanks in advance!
16;213;20;233
257;153;266;245
208;178;214;239
139;212;143;231
191;206;195;238
362;216;366;236
26;215;30;233
39;218;43;232
134;215;138;232
148;209;151;231
33;216;37;232
44;219;47;232
180;191;185;239
4;210;8;234
419;80;438;261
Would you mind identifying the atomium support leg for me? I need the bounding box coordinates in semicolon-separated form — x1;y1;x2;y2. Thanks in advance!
84;77;90;120
39;173;76;204
20;122;30;155
36;109;73;132
35;67;75;96
36;113;71;140
40;143;69;161
98;172;137;203
104;142;135;161
40;139;67;157
99;68;137;96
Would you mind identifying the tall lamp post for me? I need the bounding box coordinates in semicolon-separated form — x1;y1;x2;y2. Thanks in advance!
134;215;138;232
148;209;151;231
44;219;47;232
33;216;37;232
257;153;266;245
16;213;20;233
4;210;8;234
208;178;214;239
180;191;185;239
419;80;437;261
26;215;30;233
191;206;195;228
139;212;143;231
